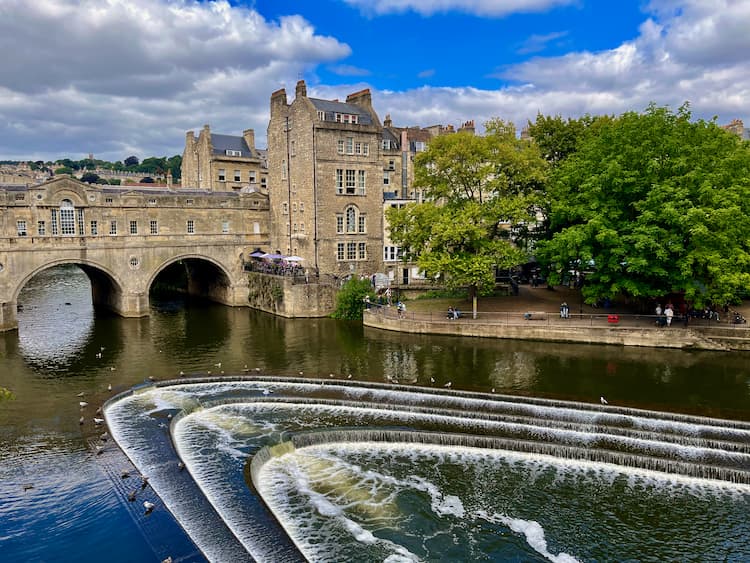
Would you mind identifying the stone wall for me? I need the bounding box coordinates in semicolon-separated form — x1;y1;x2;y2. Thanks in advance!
363;310;749;351
247;272;335;318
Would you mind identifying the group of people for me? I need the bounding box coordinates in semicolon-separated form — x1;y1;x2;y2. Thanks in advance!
446;306;461;320
655;303;677;326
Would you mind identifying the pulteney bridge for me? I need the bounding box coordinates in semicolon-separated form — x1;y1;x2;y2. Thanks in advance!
0;176;269;331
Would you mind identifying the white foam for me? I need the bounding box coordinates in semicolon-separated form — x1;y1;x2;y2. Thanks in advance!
476;510;580;563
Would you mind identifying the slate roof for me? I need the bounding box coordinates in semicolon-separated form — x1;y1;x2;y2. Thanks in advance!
211;134;254;158
309;98;374;125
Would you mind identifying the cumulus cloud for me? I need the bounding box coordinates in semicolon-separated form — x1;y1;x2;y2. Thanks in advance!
0;0;349;160
342;0;575;17
417;69;436;78
1;0;749;162
329;1;750;136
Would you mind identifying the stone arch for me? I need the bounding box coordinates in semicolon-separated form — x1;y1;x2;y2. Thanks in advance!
147;254;236;306
12;259;128;327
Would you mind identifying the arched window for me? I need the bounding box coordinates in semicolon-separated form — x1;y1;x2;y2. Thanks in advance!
346;206;356;233
60;199;75;235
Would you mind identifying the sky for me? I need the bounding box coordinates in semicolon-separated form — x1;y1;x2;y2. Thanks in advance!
1;0;749;162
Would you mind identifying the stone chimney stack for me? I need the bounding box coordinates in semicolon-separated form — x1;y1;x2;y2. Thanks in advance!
271;88;288;110
295;79;307;99
384;114;392;128
459;120;475;135
243;129;255;150
166;170;173;189
346;88;372;107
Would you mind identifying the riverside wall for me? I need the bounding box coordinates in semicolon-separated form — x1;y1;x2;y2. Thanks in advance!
363;309;750;351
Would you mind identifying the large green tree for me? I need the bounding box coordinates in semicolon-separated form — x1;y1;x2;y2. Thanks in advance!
538;104;750;307
386;122;548;316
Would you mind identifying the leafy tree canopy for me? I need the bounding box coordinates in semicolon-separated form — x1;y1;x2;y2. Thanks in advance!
537;103;750;307
386;122;548;313
331;277;374;320
124;155;139;167
526;113;613;167
80;172;101;184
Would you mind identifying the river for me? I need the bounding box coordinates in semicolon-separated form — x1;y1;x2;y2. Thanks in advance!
1;265;749;562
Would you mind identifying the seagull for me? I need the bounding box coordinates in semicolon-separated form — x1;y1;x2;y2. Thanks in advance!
79;401;88;408
121;470;130;479
242;365;250;373
430;377;435;384
77;392;85;397
95;407;102;415
109;367;116;371
177;462;185;471
214;362;221;368
299;371;304;376
444;381;452;388
127;491;137;502
207;370;212;375
179;371;185;377
107;384;112;391
93;418;104;425
140;476;149;489
79;416;84;425
262;389;272;395
347;374;352;379
255;367;261;372
492;388;496;393
100;346;105;351
600;396;608;405
95;445;105;455
95;352;102;359
143;501;155;514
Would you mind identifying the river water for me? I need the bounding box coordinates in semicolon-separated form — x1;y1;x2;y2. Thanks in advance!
1;265;750;562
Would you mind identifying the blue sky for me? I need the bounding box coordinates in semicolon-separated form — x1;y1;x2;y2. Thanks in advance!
0;0;748;161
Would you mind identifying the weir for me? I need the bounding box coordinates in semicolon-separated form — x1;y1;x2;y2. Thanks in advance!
104;377;750;562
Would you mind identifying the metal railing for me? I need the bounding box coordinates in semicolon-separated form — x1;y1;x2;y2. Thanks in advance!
365;304;749;331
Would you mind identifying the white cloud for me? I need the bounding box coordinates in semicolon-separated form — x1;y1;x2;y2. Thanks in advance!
417;69;436;78
516;31;569;54
0;0;349;160
342;0;575;17
329;64;372;77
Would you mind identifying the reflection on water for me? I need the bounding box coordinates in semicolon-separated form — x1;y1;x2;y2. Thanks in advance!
2;265;750;561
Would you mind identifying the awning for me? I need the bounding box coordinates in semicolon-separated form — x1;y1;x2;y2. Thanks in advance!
284;256;304;262
249;250;266;258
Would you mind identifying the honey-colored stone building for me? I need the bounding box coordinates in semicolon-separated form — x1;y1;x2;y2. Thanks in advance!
267;80;385;276
181;125;267;192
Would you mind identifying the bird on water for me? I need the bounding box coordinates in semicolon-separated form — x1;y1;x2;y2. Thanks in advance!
600;396;608;405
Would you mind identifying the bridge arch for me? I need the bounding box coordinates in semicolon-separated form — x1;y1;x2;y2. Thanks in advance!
147;254;236;306
13;259;128;320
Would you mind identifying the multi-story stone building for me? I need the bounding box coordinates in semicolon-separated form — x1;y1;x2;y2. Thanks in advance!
181;125;267;192
267;80;385;276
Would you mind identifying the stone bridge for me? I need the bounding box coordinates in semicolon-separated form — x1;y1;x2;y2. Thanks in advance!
0;177;270;331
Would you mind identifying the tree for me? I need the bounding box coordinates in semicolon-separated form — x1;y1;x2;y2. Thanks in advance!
124;155;139;167
386;123;548;317
54;166;74;175
537;103;750;307
331;277;373;320
80;172;101;184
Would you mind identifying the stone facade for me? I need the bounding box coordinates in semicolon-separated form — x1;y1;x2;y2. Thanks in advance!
267;80;386;277
0;176;270;330
182;125;267;192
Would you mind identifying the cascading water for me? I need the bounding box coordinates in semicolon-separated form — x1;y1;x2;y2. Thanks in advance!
104;377;750;562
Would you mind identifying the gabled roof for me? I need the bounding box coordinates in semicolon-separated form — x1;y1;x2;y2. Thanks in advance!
309;98;374;125
211;134;254;157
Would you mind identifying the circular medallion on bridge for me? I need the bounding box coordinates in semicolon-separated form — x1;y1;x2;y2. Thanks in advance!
128;256;140;270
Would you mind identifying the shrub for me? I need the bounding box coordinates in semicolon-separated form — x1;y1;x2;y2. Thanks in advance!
332;277;373;320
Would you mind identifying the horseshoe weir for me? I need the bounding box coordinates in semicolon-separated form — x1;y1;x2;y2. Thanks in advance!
104;377;750;562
